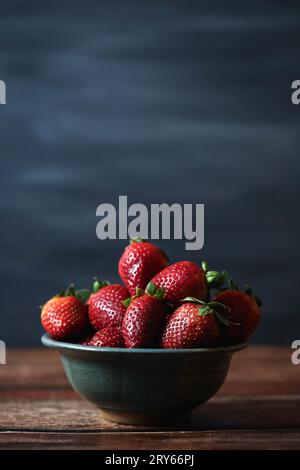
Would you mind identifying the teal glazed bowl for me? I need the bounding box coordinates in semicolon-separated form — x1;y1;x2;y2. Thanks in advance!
42;334;246;425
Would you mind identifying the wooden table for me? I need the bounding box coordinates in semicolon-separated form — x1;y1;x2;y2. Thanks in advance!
0;347;299;450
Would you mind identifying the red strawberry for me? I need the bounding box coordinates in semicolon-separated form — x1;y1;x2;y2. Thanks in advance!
161;301;220;349
87;326;124;348
214;288;261;343
88;280;129;330
41;286;88;341
122;284;165;348
118;239;168;296
151;261;207;306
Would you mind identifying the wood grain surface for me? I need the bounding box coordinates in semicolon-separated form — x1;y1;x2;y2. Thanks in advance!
0;346;299;450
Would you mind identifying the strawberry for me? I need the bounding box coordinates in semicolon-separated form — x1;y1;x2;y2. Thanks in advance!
150;261;207;306
202;260;261;343
88;280;129;330
214;286;261;343
118;239;168;296
122;284;165;348
87;326;124;348
41;285;88;341
161;301;221;349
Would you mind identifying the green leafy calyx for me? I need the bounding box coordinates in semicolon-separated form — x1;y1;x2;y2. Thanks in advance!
202;261;262;307
55;284;91;304
92;278;110;293
130;238;145;244
202;261;229;289
182;297;239;327
122;297;132;308
145;282;165;301
122;287;145;308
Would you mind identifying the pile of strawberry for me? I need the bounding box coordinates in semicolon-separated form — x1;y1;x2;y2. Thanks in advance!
41;239;261;348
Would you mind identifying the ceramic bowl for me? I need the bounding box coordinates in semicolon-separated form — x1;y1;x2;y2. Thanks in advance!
42;333;246;425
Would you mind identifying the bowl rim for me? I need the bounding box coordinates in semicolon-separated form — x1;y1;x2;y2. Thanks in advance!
41;333;247;354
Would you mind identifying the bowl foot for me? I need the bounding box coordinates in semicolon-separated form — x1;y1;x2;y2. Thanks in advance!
100;409;190;426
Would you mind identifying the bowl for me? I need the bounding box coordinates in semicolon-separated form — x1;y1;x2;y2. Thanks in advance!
42;333;246;425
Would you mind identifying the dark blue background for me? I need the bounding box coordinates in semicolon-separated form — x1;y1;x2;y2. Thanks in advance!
0;1;299;345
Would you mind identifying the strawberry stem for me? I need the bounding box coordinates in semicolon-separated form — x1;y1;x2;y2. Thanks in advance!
135;287;144;297
122;287;144;308
122;297;132;308
228;279;239;291
201;260;209;272
75;288;91;304
202;261;229;289
130;238;145;244
146;282;156;296
65;284;76;296
145;282;165;301
213;310;239;327
92;278;110;293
